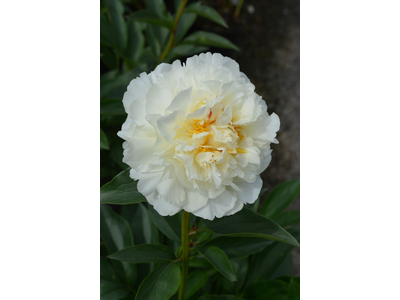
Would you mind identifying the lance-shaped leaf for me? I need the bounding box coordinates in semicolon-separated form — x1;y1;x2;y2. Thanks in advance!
196;246;236;282
204;236;272;259
272;210;300;228
109;244;176;264
184;270;209;299
100;204;137;287
136;262;181;300
101;169;147;205
260;179;300;218
104;0;127;52
101;128;110;150
128;10;173;29
100;279;131;300
203;208;299;247
185;3;228;28
244;226;300;287
181;31;239;51
148;206;181;243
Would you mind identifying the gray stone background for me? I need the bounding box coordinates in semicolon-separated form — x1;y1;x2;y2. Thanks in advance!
200;0;300;276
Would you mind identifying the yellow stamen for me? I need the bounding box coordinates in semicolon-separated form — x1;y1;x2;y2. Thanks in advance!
236;148;247;153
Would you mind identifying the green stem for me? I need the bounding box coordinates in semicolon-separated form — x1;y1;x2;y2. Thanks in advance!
178;210;190;300
234;0;244;18
159;0;188;61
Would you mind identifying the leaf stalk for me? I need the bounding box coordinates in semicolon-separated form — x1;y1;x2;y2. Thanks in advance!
178;210;190;300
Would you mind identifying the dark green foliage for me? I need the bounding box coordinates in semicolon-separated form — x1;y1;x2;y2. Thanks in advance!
100;177;300;299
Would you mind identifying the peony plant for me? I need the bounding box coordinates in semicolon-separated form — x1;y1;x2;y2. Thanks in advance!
100;1;300;300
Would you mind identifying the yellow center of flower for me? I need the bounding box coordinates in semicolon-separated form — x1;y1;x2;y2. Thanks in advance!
183;110;246;157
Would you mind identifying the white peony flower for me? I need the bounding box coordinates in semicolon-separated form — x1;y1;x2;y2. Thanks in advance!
118;53;280;220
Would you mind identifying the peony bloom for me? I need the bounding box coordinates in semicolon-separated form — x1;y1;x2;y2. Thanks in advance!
118;53;280;220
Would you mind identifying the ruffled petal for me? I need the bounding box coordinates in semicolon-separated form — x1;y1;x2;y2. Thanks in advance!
156;177;186;205
191;188;237;220
233;176;262;204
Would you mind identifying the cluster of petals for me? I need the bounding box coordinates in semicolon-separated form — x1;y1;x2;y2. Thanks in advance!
118;53;280;220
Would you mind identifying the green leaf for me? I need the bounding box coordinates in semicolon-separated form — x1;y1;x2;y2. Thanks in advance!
100;10;115;47
271;252;293;279
175;12;197;43
101;44;116;69
205;236;272;259
104;0;127;52
125;19;145;65
244;279;290;300
196;246;236;281
230;257;249;294
101;128;110;150
136;262;181;300
287;278;300;300
181;31;239;51
100;279;131;300
259;179;300;218
128;10;173;29
129;10;173;29
272;210;300;228
203;208;299;247
146;24;162;57
184;270;209;299
146;0;168;18
121;203;159;245
168;44;209;61
148;206;181;244
100;169;147;205
101;256;122;282
185;3;228;28
101;98;125;116
245;227;299;286
188;258;213;269
198;295;244;300
100;204;137;287
109;244;176;263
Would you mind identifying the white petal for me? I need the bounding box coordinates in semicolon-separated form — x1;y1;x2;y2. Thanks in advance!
233;177;262;204
215;104;232;126
129;99;148;127
166;87;192;113
148;192;182;216
152;63;172;75
191;189;237;220
258;148;272;173
223;198;244;217
183;189;209;212
156;178;186;205
157;110;185;142
137;170;164;196
187;104;208;120
146;84;173;115
246;146;261;165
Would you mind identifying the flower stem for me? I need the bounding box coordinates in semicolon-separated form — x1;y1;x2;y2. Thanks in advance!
178;210;190;300
159;0;188;61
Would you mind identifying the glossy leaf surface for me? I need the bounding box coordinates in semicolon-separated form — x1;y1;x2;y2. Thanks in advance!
100;169;147;205
136;262;181;300
260;179;300;218
204;208;299;247
182;31;239;51
109;244;176;263
196;246;236;281
185;3;228;28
